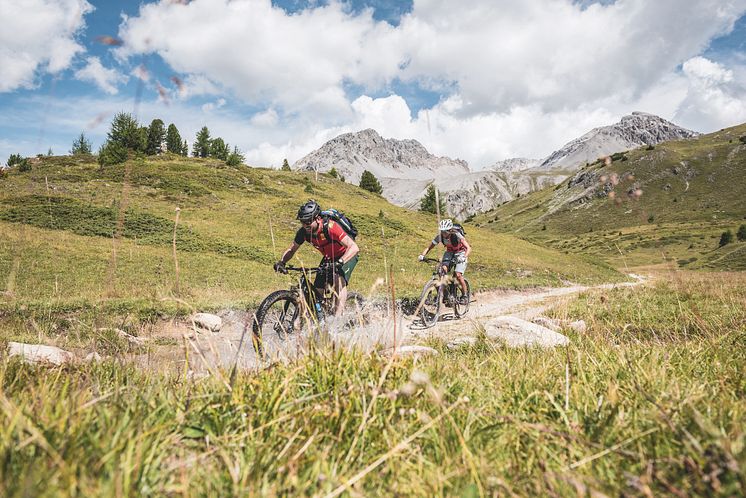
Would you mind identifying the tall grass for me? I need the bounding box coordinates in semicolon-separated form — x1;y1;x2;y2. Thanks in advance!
1;272;744;496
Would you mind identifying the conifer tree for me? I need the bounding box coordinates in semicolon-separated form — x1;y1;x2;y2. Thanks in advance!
210;137;229;160
70;132;92;155
419;184;446;215
281;158;291;171
166;124;182;153
146;119;166;155
359;169;383;194
193;126;211;158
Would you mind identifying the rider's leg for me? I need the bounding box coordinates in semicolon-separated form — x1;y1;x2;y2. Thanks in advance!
455;272;468;294
333;273;348;316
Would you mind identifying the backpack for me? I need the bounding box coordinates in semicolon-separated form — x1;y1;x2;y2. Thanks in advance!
321;208;358;240
453;223;466;237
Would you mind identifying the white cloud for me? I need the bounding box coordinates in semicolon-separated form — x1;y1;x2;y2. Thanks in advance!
675;56;746;131
201;98;226;112
0;0;93;92
74;57;127;94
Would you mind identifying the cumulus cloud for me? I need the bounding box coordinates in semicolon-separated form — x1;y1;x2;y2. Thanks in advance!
0;0;93;92
674;56;746;130
74;57;127;94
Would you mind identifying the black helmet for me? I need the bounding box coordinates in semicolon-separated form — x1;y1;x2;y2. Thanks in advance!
297;200;320;222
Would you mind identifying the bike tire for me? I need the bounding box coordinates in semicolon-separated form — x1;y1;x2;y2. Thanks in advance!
418;279;441;328
252;289;301;356
454;278;471;318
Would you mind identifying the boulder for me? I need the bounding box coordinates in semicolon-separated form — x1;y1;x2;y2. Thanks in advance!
7;342;74;365
192;313;222;332
531;316;563;332
446;336;478;350
485;316;569;348
568;320;587;333
381;345;439;358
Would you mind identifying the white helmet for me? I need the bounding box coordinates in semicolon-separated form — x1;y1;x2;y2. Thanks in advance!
439;219;453;231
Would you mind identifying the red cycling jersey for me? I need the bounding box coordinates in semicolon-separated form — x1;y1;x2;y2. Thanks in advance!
295;220;349;260
433;231;467;253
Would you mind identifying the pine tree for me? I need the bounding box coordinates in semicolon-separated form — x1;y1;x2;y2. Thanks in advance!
181;140;189;157
47;148;53;156
329;167;338;178
210;137;229;160
70;132;92;155
165;124;182;154
359;170;383;194
193;126;211;158
107;112;142;151
146;119;166;155
137;127;149;153
419;184;446;215
281;159;291;171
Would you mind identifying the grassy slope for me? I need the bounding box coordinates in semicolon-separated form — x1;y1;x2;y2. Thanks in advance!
1;271;743;496
476;123;746;269
0;154;620;317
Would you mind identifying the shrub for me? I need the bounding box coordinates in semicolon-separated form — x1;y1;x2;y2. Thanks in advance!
737;224;746;242
359;170;383;194
739;136;746;144
18;158;31;172
7;153;23;167
645;144;655;150
648;214;655;223
329;167;339;179
225;146;244;167
304;183;314;194
719;230;733;247
97;141;129;167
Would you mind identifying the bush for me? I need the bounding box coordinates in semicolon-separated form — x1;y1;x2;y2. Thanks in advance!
304;183;314;194
645;144;655;150
359;170;383;194
225;146;244;167
97;141;129;167
329;167;338;179
18;158;31;172
648;214;655;223
719;230;734;247
737;225;746;242
739;136;746;144
7;154;23;167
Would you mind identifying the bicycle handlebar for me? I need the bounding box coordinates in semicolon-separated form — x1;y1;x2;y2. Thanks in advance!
420;257;442;263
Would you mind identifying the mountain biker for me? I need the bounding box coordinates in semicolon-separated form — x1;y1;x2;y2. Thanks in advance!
274;200;360;316
418;219;471;305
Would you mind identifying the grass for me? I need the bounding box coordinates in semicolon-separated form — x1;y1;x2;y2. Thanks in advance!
0;154;622;347
1;271;744;496
476;122;746;269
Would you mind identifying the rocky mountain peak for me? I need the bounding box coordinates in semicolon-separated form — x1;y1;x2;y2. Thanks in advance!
293;128;469;183
537;113;698;171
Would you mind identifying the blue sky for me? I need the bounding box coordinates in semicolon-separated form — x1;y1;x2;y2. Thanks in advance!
2;0;746;169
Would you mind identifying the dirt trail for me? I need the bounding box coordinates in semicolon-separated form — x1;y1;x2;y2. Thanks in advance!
137;276;644;374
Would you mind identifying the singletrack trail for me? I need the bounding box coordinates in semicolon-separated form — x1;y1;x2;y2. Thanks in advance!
138;276;644;374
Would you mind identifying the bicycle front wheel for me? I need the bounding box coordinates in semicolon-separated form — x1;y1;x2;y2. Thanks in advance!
418;279;441;327
252;290;301;356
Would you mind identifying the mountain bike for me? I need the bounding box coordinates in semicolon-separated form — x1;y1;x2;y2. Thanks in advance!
417;257;471;327
251;263;364;357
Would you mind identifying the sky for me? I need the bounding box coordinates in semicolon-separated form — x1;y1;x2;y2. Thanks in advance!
1;0;746;169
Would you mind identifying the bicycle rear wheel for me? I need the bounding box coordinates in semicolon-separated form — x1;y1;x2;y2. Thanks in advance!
418;279;441;327
453;278;471;318
252;290;302;356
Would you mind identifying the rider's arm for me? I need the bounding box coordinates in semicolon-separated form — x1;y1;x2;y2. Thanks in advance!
462;237;471;258
337;235;359;263
280;242;301;264
421;241;436;257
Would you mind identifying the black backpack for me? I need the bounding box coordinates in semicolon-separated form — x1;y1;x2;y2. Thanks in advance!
453;223;466;237
321;208;358;240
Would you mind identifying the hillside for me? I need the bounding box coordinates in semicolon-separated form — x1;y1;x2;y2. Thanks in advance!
476;122;746;268
0;154;622;319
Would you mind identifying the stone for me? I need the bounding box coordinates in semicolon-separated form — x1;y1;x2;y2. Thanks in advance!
116;329;148;346
446;336;478;350
381;345;439;358
485;316;569;348
531;316;563;332
192;313;222;332
568;320;587;333
84;352;103;363
7;342;74;365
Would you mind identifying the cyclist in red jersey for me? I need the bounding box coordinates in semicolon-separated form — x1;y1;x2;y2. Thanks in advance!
274;200;360;316
418;219;471;304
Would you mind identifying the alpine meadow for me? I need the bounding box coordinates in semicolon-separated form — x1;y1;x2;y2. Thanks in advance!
2;1;746;497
